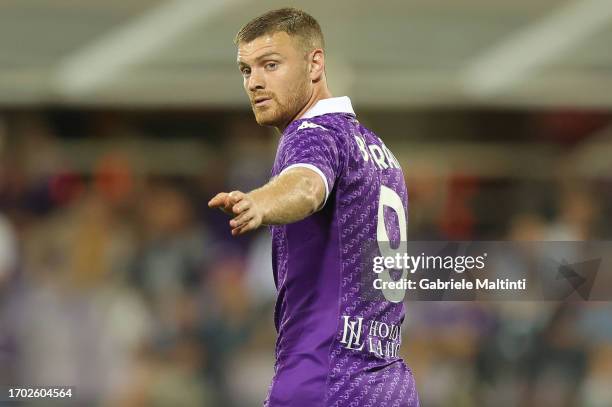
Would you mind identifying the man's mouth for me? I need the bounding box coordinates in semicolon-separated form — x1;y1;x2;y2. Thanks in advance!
253;96;272;107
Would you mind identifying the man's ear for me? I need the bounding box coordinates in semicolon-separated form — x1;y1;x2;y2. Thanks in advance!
309;49;325;82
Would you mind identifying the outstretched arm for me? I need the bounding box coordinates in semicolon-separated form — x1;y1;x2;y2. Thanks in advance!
208;167;327;236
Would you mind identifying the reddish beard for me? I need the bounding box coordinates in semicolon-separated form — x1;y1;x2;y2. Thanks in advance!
251;80;310;128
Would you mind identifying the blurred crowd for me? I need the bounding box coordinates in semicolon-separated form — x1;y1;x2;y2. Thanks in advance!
0;110;611;406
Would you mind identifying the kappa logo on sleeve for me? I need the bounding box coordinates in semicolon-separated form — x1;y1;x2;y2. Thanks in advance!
297;121;326;131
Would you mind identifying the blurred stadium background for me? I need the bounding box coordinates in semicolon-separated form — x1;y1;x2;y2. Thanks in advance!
1;0;612;406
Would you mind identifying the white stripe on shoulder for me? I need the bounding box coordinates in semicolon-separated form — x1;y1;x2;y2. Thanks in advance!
279;163;330;207
297;121;326;131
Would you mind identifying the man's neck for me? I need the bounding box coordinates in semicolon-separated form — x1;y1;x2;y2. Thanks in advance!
277;86;333;133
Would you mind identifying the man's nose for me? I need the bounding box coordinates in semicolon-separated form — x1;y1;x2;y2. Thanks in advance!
247;69;265;92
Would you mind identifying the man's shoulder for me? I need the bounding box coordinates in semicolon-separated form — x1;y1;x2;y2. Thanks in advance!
288;113;356;137
296;120;327;132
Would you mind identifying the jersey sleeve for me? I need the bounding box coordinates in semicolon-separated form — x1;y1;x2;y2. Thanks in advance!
277;126;343;206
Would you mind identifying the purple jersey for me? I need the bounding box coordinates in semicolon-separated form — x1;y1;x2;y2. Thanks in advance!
266;97;419;407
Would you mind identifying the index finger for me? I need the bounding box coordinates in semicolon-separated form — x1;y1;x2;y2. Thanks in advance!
208;192;229;208
228;191;245;205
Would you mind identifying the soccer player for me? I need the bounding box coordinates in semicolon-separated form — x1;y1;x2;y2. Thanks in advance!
208;8;419;407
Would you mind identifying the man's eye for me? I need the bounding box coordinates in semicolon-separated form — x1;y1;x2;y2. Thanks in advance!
241;68;251;76
265;62;278;70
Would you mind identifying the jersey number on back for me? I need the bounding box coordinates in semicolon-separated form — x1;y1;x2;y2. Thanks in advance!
376;185;408;303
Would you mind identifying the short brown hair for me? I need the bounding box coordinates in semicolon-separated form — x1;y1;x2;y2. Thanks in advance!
234;8;324;52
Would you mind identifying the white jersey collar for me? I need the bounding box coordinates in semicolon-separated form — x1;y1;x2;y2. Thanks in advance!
301;96;355;119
